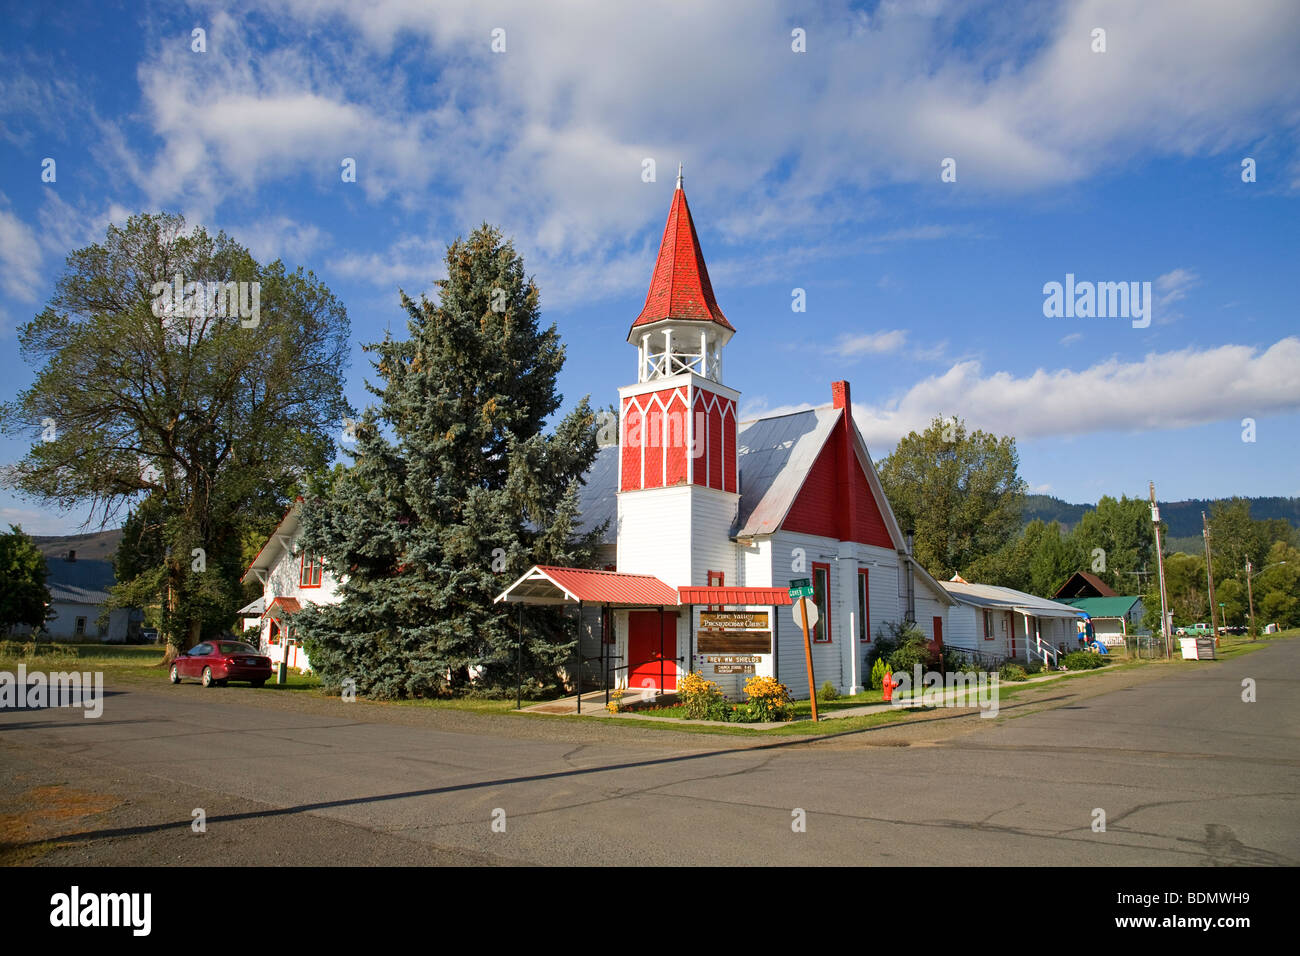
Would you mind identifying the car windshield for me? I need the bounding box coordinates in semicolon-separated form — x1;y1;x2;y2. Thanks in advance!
218;642;259;655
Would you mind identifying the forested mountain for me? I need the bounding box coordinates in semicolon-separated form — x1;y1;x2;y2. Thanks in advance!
1024;495;1300;536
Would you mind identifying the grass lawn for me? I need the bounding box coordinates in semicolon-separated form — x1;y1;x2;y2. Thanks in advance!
0;641;168;681
7;629;1292;737
0;642;328;690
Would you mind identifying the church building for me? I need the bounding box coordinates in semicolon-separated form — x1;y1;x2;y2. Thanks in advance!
498;171;955;698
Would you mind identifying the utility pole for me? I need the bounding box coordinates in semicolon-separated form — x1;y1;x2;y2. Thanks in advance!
1246;559;1257;642
1203;511;1219;643
1150;482;1172;658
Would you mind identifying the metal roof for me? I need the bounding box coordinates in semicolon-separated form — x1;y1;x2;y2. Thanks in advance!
941;581;1085;618
495;565;678;606
1059;596;1142;618
678;586;793;606
42;557;116;606
733;406;839;537
574;445;619;541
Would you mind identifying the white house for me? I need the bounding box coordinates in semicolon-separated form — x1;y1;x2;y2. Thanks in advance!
6;552;140;643
240;502;343;671
941;576;1085;666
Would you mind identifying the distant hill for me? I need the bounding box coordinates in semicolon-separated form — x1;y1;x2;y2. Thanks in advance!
1023;495;1091;529
1023;495;1300;537
31;528;123;561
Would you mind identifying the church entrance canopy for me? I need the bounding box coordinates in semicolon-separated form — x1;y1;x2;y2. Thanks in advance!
495;568;793;712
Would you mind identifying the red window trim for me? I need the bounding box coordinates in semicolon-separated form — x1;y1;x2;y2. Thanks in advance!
857;568;870;642
300;552;323;588
812;562;831;643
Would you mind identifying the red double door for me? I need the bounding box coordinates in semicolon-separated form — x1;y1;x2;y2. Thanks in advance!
628;611;678;692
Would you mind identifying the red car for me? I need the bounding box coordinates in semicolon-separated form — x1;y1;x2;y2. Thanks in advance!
169;640;272;688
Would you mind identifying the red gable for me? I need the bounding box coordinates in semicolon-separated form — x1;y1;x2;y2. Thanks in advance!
629;180;733;336
781;384;892;548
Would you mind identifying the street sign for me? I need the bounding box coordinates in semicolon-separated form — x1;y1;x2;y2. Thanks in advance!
788;577;814;599
792;596;819;631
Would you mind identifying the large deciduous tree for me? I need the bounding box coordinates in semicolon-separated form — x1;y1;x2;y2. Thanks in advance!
878;416;1026;579
294;224;604;698
0;213;352;656
1069;495;1156;593
964;519;1085;597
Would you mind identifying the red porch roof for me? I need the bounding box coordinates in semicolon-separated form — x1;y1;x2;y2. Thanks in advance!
677;586;792;606
263;596;303;617
495;566;679;607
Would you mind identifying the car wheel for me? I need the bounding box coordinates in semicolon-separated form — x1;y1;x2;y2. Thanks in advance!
169;665;181;684
202;666;215;688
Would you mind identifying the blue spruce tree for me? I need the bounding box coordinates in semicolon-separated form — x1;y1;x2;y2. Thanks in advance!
296;225;605;697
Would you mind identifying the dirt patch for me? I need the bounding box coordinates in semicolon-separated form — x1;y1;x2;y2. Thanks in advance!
0;783;121;864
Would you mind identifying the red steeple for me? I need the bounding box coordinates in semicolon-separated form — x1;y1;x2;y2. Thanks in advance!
629;170;733;338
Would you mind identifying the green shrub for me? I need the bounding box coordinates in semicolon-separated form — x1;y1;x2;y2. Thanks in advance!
1024;660;1044;675
879;619;935;675
999;662;1029;682
1060;650;1106;671
818;681;839;701
869;657;888;691
704;698;735;722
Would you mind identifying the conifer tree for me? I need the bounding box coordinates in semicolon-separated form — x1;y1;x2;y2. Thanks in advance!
296;225;604;697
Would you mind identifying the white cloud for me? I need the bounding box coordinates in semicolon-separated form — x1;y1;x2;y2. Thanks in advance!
233;216;327;264
836;330;909;357
1060;332;1084;346
327;234;446;293
1156;267;1200;308
0;200;43;301
104;0;1300;304
851;336;1300;447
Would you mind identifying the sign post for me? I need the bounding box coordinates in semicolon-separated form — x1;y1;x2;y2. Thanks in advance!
789;579;819;722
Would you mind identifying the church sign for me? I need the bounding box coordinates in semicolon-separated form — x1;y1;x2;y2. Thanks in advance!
699;611;769;630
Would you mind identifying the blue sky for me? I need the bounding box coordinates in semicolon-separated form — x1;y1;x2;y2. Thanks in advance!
1;0;1298;534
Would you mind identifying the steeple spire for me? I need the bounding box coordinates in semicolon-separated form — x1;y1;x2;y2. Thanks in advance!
628;179;733;341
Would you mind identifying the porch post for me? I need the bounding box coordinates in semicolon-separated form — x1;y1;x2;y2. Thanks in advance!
516;602;522;711
575;601;583;714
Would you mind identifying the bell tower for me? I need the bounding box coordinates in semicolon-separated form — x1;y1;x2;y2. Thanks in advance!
617;168;740;587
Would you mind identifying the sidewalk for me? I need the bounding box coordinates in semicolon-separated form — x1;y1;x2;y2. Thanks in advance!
521;669;1070;729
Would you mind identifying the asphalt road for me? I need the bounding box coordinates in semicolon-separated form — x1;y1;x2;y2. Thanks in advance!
2;640;1297;866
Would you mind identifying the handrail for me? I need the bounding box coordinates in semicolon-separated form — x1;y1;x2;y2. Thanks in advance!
1033;631;1059;668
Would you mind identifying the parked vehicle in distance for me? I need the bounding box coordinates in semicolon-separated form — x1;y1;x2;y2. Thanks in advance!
1175;623;1213;637
140;628;159;644
169;640;272;687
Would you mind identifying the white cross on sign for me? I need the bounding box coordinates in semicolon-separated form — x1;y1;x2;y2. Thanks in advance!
792;596;819;632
